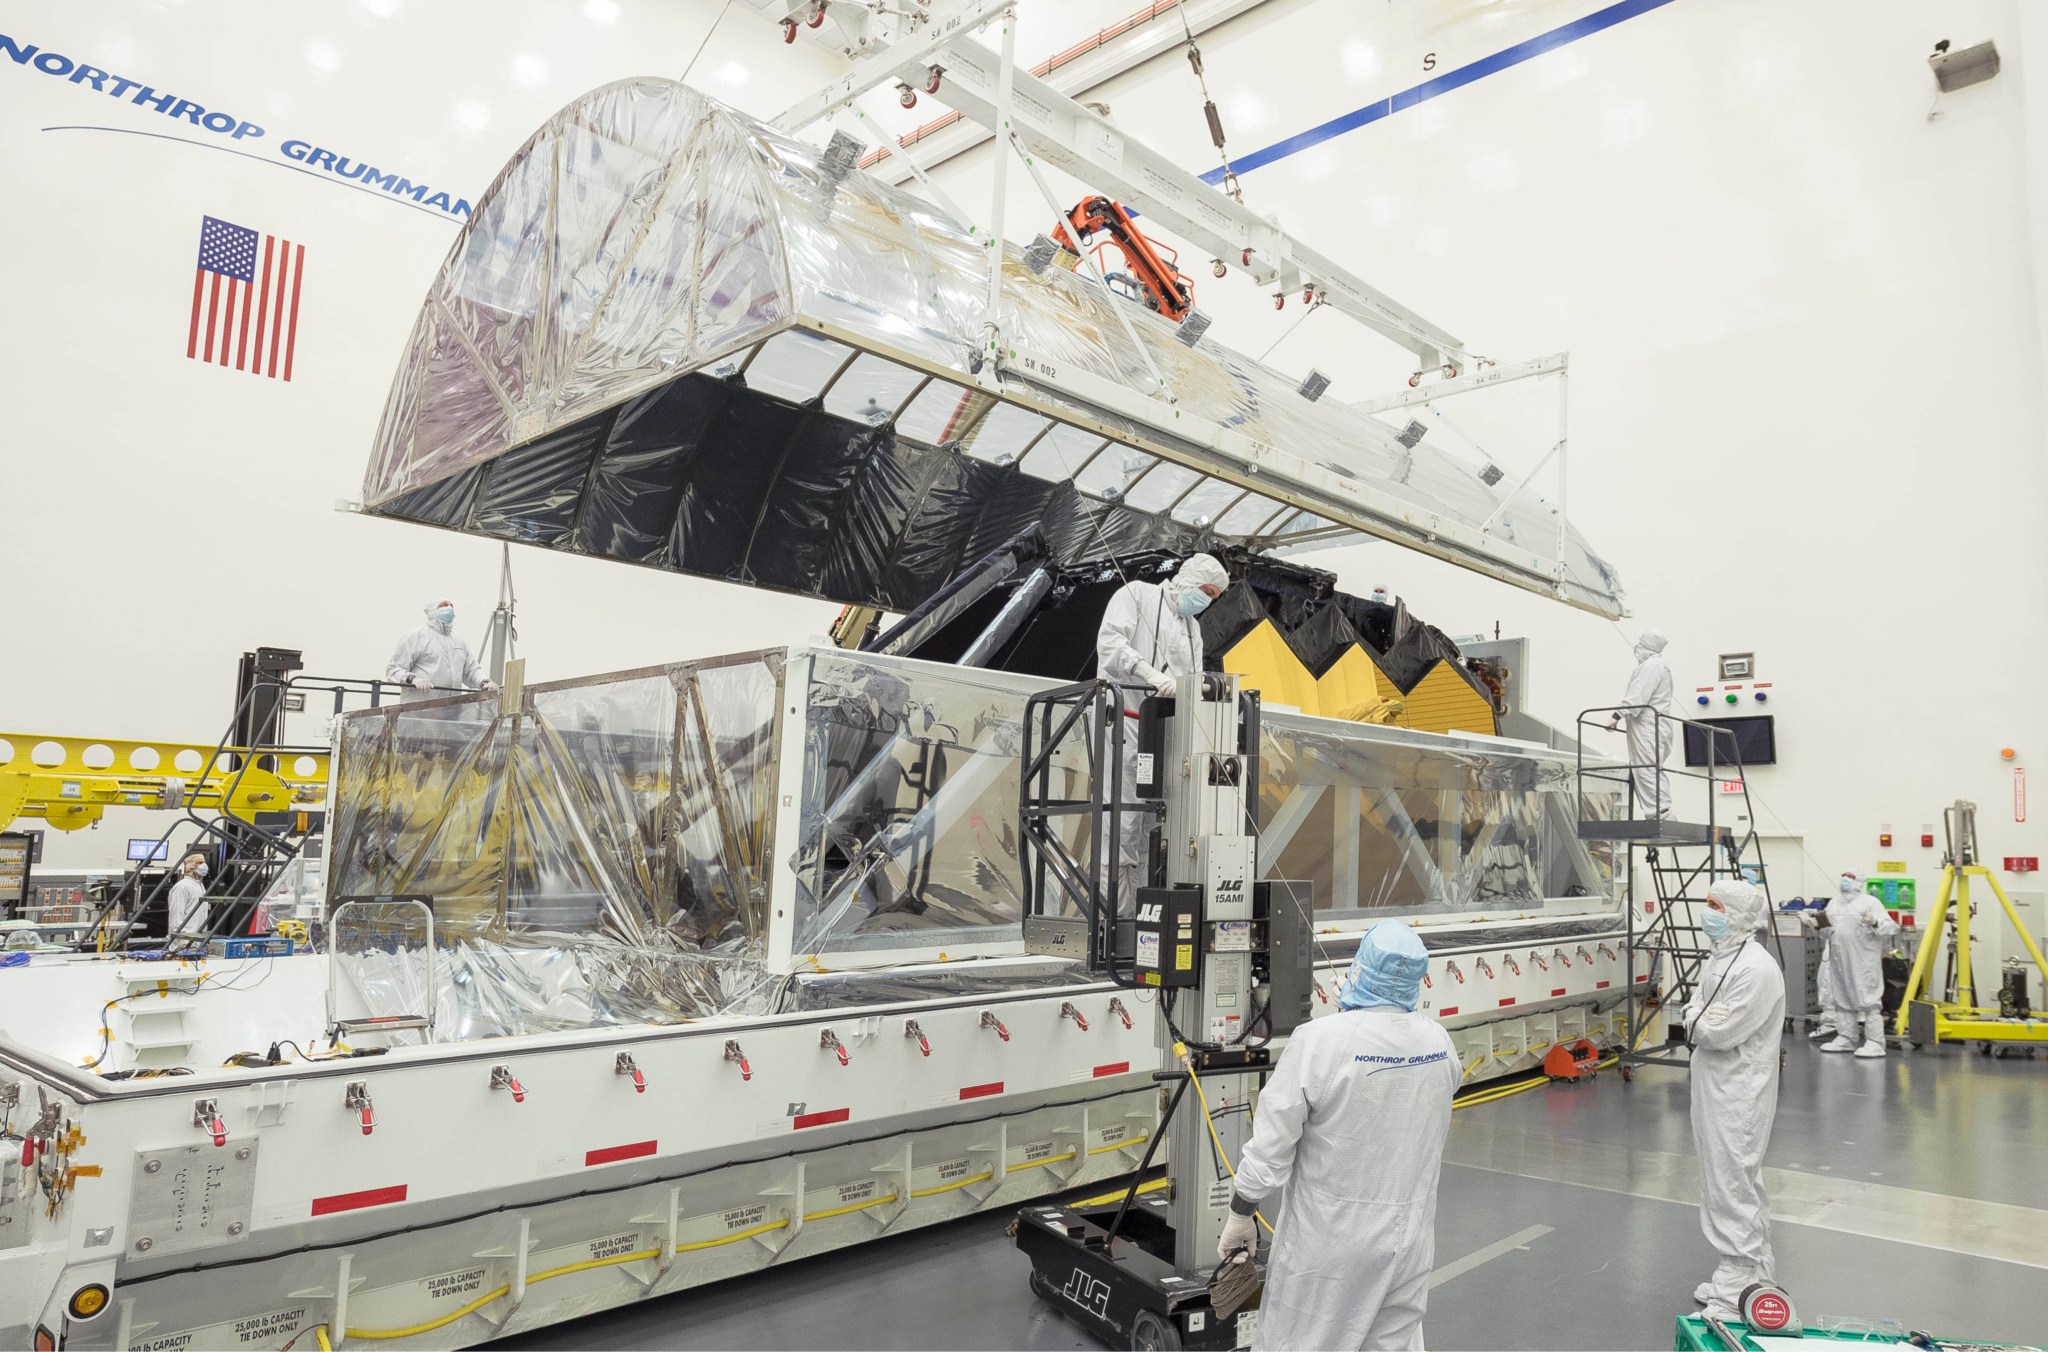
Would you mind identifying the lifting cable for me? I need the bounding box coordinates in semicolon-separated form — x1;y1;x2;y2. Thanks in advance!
1178;9;1242;203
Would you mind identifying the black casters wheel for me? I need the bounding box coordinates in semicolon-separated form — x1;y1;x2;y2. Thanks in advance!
1130;1309;1183;1352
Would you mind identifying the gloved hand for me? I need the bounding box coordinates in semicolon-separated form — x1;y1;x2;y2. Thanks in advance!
1217;1211;1258;1265
410;676;434;693
1132;661;1176;699
481;680;500;695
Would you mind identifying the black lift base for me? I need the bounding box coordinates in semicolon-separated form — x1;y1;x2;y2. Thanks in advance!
1014;1195;1256;1351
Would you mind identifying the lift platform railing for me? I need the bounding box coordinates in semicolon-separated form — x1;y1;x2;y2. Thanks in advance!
87;670;468;955
1018;679;1149;983
1572;705;1778;1073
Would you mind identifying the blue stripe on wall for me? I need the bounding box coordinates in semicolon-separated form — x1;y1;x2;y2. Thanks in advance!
1200;0;1681;184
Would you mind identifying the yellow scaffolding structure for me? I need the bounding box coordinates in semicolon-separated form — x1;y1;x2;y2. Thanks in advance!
0;732;329;833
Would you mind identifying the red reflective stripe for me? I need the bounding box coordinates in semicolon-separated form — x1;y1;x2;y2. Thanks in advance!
792;1107;850;1130
1439;1006;1459;1016
1551;988;1566;997
585;1140;658;1167
1498;997;1516;1007
1092;1062;1131;1078
1596;981;1612;989
1634;975;1649;983
959;1082;1004;1100
311;1184;407;1216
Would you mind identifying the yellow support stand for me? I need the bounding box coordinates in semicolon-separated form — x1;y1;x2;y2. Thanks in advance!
1892;800;2048;1046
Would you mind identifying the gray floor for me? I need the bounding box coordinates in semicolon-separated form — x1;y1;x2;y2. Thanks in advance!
491;1037;2047;1350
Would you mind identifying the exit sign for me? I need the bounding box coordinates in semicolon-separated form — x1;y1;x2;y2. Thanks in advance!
2005;857;2039;873
1716;779;1744;795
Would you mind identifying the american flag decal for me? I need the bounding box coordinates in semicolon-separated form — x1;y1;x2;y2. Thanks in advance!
188;215;303;380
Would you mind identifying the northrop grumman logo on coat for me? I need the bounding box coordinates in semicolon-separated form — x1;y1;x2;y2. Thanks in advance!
1354;1050;1451;1075
4;30;471;220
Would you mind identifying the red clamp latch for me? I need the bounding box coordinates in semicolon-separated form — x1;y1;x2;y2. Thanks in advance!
1599;944;1619;962
1313;982;1330;1004
980;1011;1010;1042
1530;950;1549;973
1108;997;1132;1030
1475;958;1496;980
820;1029;850;1067
725;1039;752;1080
490;1065;526;1103
345;1081;375;1136
1423;972;1433;989
193;1098;226;1148
616;1051;646;1093
1502;955;1521;976
904;1019;930;1057
1577;946;1597;967
1445;960;1466;984
20;1135;38;1167
1059;1002;1089;1032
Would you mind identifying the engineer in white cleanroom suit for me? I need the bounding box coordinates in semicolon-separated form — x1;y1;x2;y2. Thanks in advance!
166;853;211;940
1608;629;1674;818
1820;871;1899;1058
1094;554;1230;890
387;598;497;702
1217;921;1459;1351
1684;879;1787;1317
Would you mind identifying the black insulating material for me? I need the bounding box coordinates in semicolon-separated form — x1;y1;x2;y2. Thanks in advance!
380;463;483;527
1378;618;1471;692
575;377;729;561
745;415;871;592
1335;595;1398;653
369;368;1207;615
471;415;608;545
1285;603;1364;678
1196;581;1270;657
670;396;810;580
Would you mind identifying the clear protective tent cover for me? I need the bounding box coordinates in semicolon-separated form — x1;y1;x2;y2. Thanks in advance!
363;80;1624;616
329;645;1616;1041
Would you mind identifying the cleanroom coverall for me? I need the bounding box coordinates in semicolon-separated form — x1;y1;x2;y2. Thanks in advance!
167;875;209;937
1684;919;1787;1313
1095;578;1204;885
387;623;487;702
1230;1006;1460;1350
1621;636;1675;818
1824;887;1899;1046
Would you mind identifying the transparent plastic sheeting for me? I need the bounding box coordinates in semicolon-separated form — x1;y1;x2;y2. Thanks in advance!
339;931;780;1046
787;652;1619;955
1255;711;1621;915
363;80;1624;616
327;646;1616;1036
329;652;785;1031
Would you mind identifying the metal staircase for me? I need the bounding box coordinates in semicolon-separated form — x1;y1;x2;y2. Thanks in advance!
1575;705;1776;1078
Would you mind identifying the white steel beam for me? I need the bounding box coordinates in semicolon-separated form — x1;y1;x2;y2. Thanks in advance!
1351;352;1568;416
910;44;1465;365
771;0;1013;134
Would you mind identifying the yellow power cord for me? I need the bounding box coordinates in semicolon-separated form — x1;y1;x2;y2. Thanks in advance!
325;1134;1149;1342
1176;1044;1276;1236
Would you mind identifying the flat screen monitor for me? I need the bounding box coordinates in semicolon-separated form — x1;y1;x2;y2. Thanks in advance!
126;838;170;863
1683;715;1776;768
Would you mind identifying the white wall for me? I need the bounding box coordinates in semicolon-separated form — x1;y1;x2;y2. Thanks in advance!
5;0;2045;910
0;1;846;869
895;0;2048;904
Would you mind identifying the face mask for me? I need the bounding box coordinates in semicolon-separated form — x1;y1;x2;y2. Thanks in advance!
433;606;455;626
1177;588;1211;618
1701;909;1729;940
1839;877;1860;895
195;863;209;878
